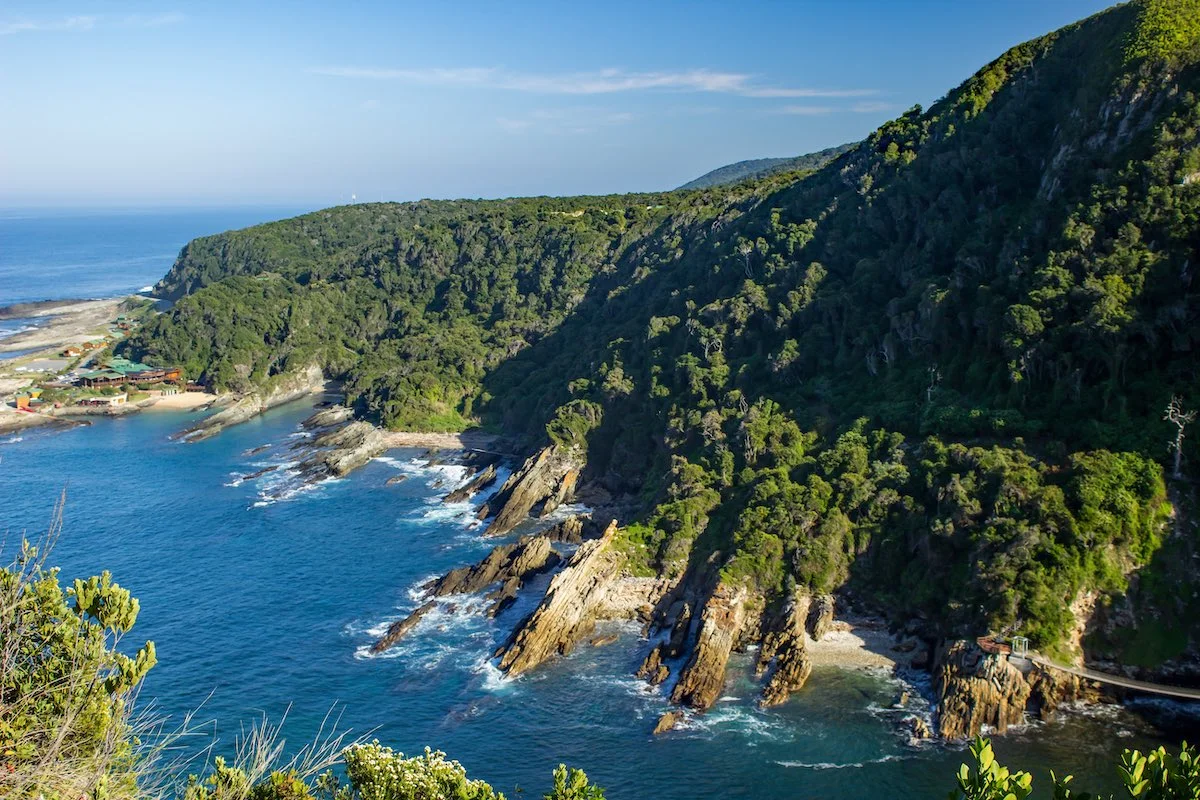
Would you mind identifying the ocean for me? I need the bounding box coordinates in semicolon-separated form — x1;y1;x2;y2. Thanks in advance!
0;209;1185;798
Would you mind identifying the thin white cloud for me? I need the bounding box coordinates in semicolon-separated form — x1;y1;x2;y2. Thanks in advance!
0;12;183;35
851;101;896;113
309;65;875;99
0;15;96;36
498;108;635;135
121;12;186;28
777;105;836;116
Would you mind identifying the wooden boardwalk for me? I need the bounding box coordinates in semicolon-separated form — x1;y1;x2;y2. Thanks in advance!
1028;655;1200;701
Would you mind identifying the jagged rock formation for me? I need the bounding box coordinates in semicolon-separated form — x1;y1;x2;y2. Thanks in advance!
541;515;587;544
496;521;626;675
652;710;685;735
671;585;752;711
933;640;1101;738
483;447;582;537
757;592;814;708
371;601;436;653
178;365;325;441
425;535;559;599
444;464;498;504
636;645;670;685
807;595;835;641
295;420;390;480
385;474;408;486
302;404;354;429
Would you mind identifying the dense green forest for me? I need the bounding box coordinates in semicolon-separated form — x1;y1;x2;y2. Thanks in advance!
676;142;855;190
128;0;1200;662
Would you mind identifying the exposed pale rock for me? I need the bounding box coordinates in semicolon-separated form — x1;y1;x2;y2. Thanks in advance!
542;515;586;544
758;591;813;708
484;446;582;537
652;710;685;735
934;640;1033;739
807;594;835;641
590;634;618;647
496;521;623;675
426;535;559;598
539;468;579;517
671;584;749;711
302;404;354;429
296;420;389;479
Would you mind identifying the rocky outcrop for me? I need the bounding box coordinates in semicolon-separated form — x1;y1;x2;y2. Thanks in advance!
637;644;670;685
179;365;324;441
444;464;498;504
757;592;813;708
371;601;436;653
542;515;587;544
385;474;408;486
302;404;354;429
933;640;1101;739
496;521;624;675
483;447;582;537
294;420;390;480
652;710;685;735
807;594;835;641
671;584;750;711
426;535;559;599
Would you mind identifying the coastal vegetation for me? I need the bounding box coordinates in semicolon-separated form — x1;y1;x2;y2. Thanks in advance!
123;0;1200;667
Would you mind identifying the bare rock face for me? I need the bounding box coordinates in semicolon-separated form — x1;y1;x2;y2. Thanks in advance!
758;592;813;708
297;420;390;479
484;447;582;537
934;640;1034;738
637;644;671;685
653;710;685;735
542;515;587;544
426;535;559;599
670;584;749;711
371;601;436;653
179;364;325;441
496;521;623;676
539;468;579;517
806;594;835;641
302;404;354;429
444;464;498;504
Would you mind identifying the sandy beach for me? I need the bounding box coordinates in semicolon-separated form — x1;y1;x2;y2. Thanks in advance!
145;392;219;410
807;616;920;670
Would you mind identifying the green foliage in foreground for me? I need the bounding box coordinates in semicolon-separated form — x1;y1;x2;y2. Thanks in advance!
952;737;1200;800
0;553;604;800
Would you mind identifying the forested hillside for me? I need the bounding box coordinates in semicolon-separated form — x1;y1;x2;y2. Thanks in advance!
128;0;1200;664
676;143;855;190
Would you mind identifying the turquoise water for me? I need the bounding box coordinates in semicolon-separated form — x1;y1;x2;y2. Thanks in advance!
0;210;1187;798
0;403;1177;799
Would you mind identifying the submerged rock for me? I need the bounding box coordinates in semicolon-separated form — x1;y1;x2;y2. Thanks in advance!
385;474;408;486
241;465;279;481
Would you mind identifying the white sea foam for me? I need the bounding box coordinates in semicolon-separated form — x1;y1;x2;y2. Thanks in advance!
775;755;906;770
473;657;515;693
0;436;23;445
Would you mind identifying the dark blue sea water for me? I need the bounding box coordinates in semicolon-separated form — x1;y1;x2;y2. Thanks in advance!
0;207;304;307
0;210;1186;798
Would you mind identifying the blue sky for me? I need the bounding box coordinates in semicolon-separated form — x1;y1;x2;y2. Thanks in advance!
0;0;1115;207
